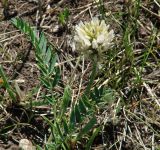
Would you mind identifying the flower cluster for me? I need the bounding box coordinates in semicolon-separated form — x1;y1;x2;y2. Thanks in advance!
72;17;114;60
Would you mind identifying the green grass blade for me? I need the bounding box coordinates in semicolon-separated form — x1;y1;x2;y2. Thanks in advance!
61;86;71;117
85;127;101;150
76;116;97;140
0;65;16;103
75;104;81;123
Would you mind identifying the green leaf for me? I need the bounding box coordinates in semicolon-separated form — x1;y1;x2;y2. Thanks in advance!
30;99;51;107
39;32;47;55
94;87;100;97
11;18;59;92
0;65;16;102
40;77;51;88
76;116;97;140
52;68;60;88
91;86;104;102
79;98;87;114
36;145;43;150
61;86;71;116
38;63;48;75
69;107;76;129
45;47;52;65
101;89;115;104
75;104;81;123
82;95;92;109
85;127;101;150
56;122;64;140
49;53;57;73
45;96;56;105
30;28;37;45
58;8;70;25
11;18;19;28
62;118;69;135
42;116;54;128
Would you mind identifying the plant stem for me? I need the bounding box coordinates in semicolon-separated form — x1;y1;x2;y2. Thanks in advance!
84;60;97;97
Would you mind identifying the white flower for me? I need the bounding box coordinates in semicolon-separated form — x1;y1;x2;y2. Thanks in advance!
72;17;114;60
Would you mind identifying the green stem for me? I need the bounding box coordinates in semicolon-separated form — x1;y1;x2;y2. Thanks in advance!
84;60;97;96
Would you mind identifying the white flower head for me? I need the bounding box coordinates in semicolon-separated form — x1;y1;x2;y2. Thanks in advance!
71;17;115;61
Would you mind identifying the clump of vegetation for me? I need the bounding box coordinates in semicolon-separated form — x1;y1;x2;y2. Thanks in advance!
9;16;116;149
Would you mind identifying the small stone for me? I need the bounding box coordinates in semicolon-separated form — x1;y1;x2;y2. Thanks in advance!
19;139;34;150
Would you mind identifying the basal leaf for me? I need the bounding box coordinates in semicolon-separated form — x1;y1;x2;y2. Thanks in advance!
75;104;81;123
39;32;47;55
85;127;101;150
52;68;60;88
61;86;71;116
62;118;69;135
76;116;97;140
69;107;76;129
79;98;87;114
49;53;57;73
82;95;92;109
45;47;52;65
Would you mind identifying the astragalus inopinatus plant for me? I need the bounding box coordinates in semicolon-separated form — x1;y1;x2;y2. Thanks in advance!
71;17;115;61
